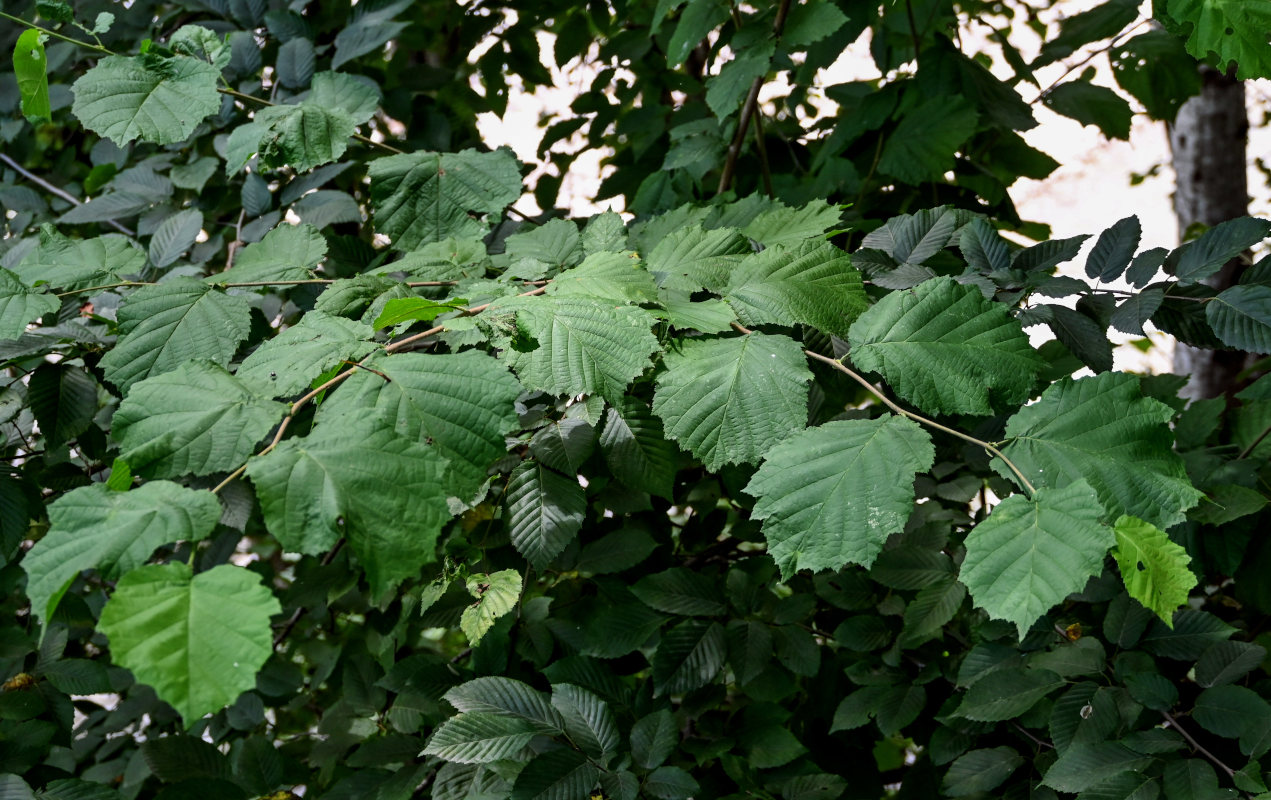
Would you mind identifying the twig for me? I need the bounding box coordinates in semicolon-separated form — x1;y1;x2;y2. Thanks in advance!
1011;721;1054;750
0;153;135;236
716;0;793;195
272;540;345;648
752;111;775;198
1238;421;1271;459
212;285;550;494
1029;18;1151;105
801;346;1037;495
0;11;110;54
1161;711;1241;785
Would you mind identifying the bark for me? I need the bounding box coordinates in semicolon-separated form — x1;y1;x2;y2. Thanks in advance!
1168;67;1251;399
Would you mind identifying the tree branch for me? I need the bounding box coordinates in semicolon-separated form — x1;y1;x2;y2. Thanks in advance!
0;153;135;236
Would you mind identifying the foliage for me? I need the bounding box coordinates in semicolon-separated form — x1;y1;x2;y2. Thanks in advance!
3;1;1271;799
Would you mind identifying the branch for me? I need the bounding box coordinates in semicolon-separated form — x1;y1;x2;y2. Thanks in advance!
212;284;550;494
0;153;135;237
272;539;345;648
801;347;1037;495
1029;18;1151;105
716;0;794;196
1161;711;1249;794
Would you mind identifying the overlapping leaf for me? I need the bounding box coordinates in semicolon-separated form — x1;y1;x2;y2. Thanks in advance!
99;279;252;393
746;416;934;578
71;54;221;146
315;351;522;500
369;149;522;250
206;223;326;284
225;102;357;174
1112;515;1196;625
599;398;677;498
962;480;1114;637
245;417;451;596
0;269;59;340
236;312;376;398
497;295;660;404
505;461;586;569
1166;0;1271;80
998;373;1202;528
98;563;278;723
653;333;810;470
22;482;221;625
113;361;287;477
848;277;1043;415
13;227;145;291
724;240;866;337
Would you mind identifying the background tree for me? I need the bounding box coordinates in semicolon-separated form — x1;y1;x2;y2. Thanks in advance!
2;1;1271;799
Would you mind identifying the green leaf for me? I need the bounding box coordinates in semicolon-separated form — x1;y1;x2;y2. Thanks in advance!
1041;742;1153;793
99;279;252;393
444;677;563;734
1110;288;1165;336
1195;641;1267;688
848;276;1044;415
1086;216;1141;281
878;97;978;185
169;24;230;70
956;667;1065;721
460;570;522;645
497;295;660;404
308;71;382;125
112;361;288;477
505;461;585;569
961;481;1114;637
599;398;677;498
206;223;326;284
666;0;729;66
646;224;750;292
510;749;598;800
373;297;467;328
547;252;658;305
943;747;1024;797
1166;0;1271;80
27;362;97;447
1171;217;1271;283
369;149;522;250
653;333;812;471
314;351;520;502
1043;80;1133;140
1206;284;1271;351
551;684;618;758
529;418;594;475
226;103;357;174
245;417;451;596
97;562;280;723
22;482;221;625
900;578;967;646
724;240;867;337
14;30;51;124
644;766;700;800
235;312;376;398
14;227;145;291
148;209;202;268
630;710;678;769
781;0;849;47
746;416;934;579
632;567;727;616
71;54;221;146
652;620;726;696
1140;609;1234;660
1112;515;1196;626
1111;30;1202;121
422;712;538;763
0;269;59;340
998;373;1202;529
660;293;738;333
706;46;772;119
1193;685;1271;738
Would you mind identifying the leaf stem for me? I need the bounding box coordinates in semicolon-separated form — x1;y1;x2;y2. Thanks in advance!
802;349;1037;495
1160;711;1248;793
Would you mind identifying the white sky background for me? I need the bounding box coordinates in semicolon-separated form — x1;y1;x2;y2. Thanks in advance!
473;1;1271;374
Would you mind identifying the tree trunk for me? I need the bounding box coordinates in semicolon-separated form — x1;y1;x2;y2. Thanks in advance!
1169;67;1251;400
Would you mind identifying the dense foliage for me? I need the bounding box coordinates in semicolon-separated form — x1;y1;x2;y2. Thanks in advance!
4;0;1271;799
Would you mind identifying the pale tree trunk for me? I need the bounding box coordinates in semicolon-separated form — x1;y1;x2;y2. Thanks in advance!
1169;67;1251;399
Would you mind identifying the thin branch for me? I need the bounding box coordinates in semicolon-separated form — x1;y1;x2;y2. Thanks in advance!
0;153;135;236
1029;18;1151;105
716;0;794;196
803;348;1038;495
0;11;111;54
752;111;775;198
1238;421;1271;459
1011;721;1054;751
1161;711;1243;787
212;285;550;495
